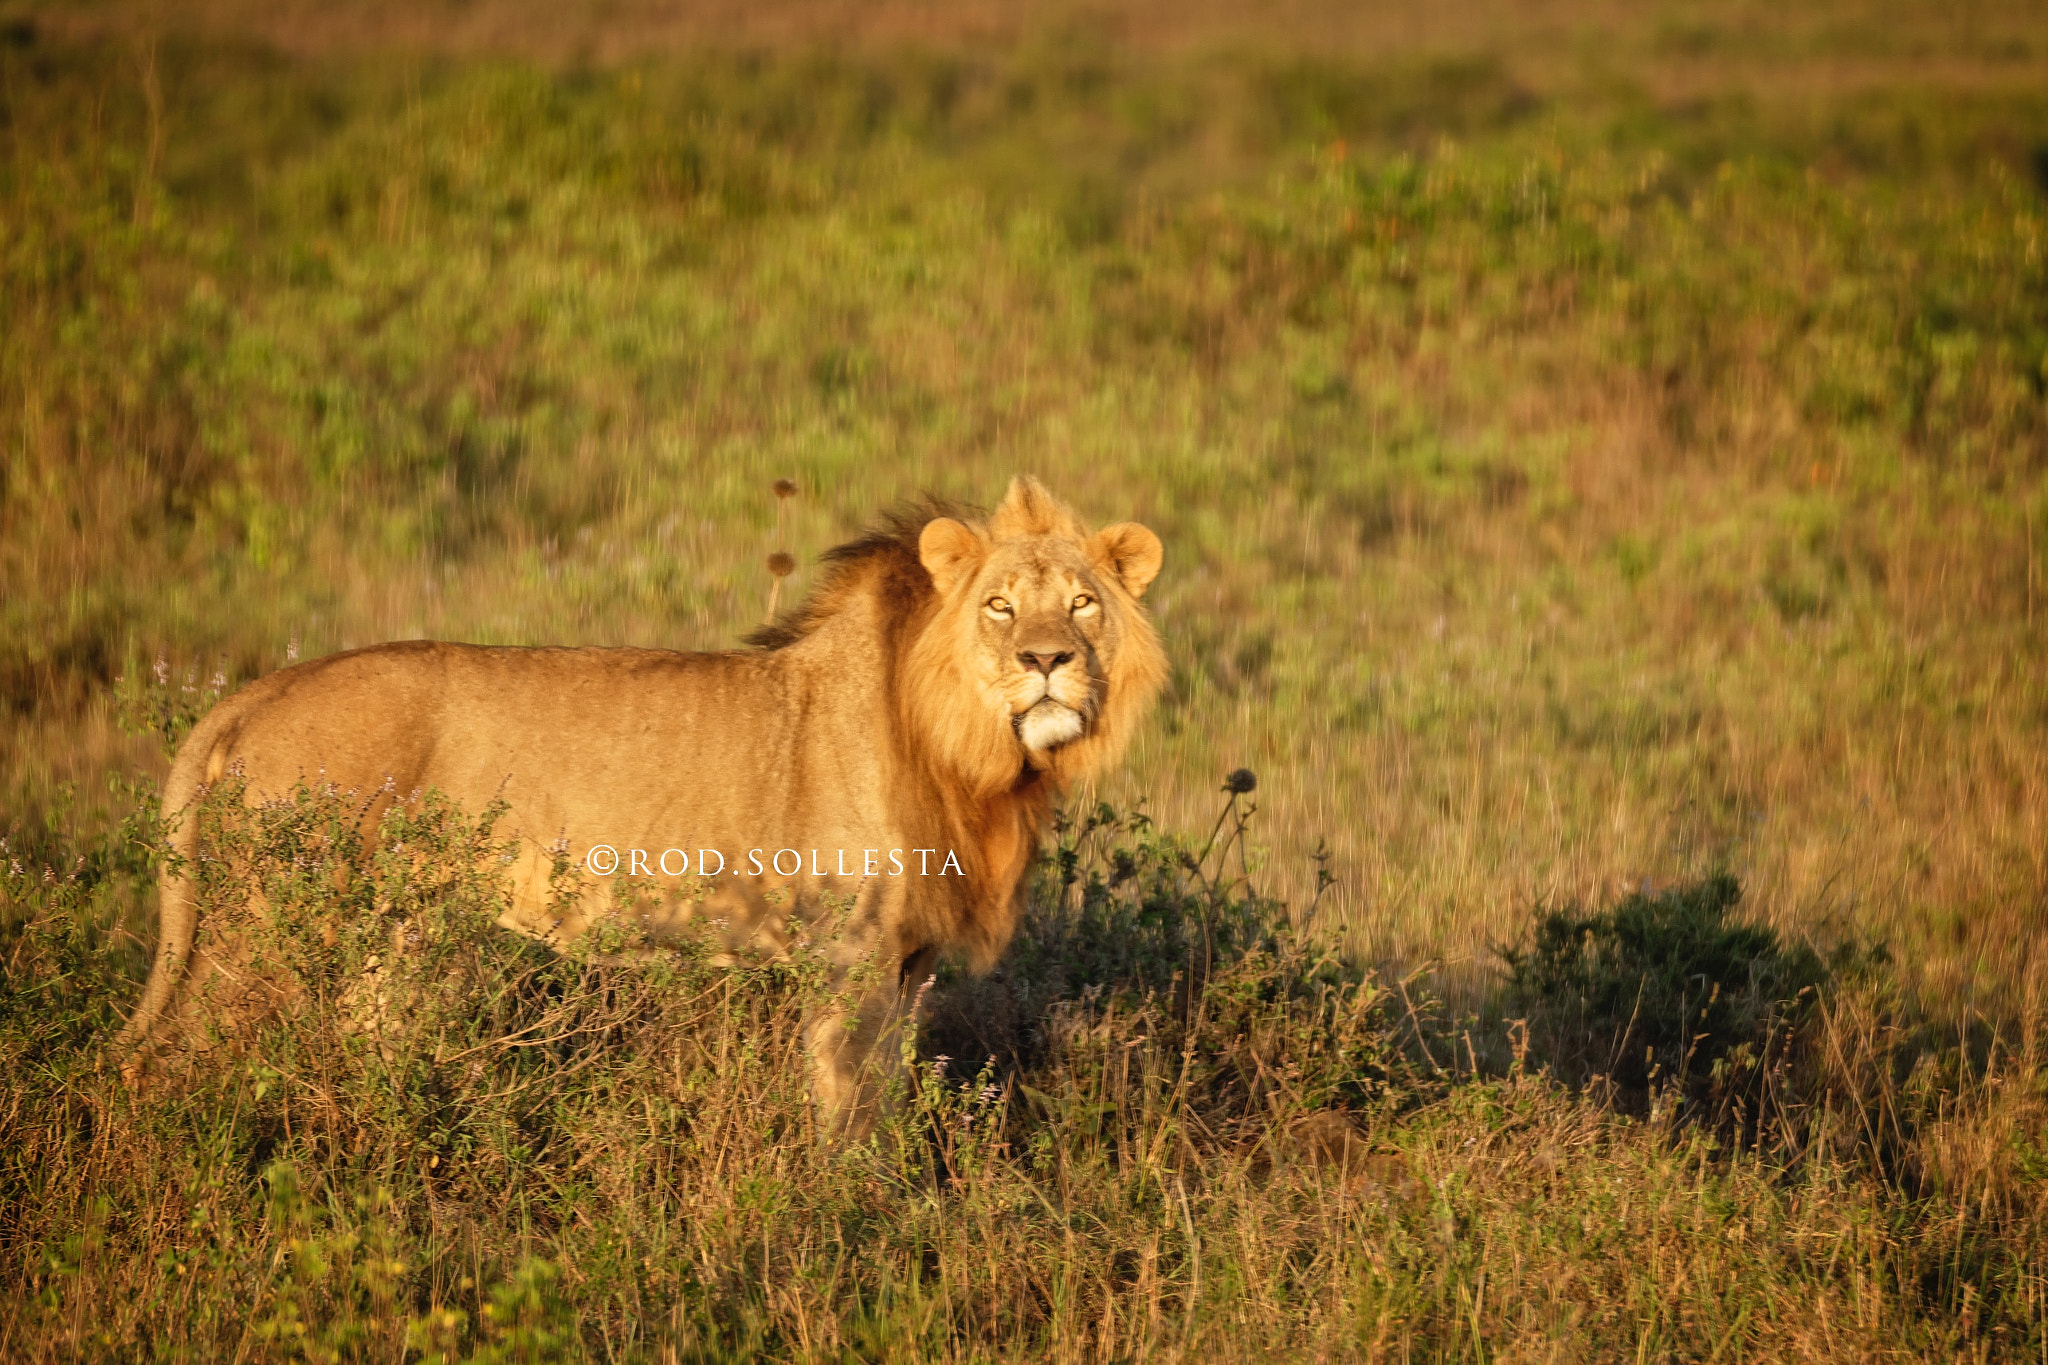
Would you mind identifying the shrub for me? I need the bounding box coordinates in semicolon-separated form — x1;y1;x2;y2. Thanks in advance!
1500;873;1829;1130
923;795;1399;1164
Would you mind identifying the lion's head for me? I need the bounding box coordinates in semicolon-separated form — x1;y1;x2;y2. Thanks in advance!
908;477;1165;796
752;477;1166;801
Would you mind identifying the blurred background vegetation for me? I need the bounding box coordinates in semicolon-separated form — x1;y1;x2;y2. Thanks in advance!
3;0;2048;1356
6;0;2048;993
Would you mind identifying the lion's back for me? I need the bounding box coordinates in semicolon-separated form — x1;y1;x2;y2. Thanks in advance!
175;640;779;820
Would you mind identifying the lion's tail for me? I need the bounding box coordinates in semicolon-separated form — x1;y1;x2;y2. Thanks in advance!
115;727;217;1058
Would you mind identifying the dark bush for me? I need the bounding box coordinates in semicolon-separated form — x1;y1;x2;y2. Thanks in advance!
1501;874;1828;1127
925;797;1396;1129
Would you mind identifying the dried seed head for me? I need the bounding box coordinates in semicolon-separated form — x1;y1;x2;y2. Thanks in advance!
1223;767;1258;794
773;478;798;499
767;552;796;578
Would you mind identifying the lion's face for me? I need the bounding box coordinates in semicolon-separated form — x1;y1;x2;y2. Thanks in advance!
964;538;1118;754
914;478;1165;784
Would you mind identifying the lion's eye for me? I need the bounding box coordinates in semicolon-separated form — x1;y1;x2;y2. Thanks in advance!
985;597;1013;617
1071;594;1096;612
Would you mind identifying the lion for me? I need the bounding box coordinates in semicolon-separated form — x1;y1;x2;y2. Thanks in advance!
118;476;1166;1133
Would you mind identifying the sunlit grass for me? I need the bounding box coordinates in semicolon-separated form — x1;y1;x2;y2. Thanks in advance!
3;15;2047;1359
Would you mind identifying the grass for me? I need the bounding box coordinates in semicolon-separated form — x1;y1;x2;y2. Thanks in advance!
6;780;2046;1359
3;4;2048;1358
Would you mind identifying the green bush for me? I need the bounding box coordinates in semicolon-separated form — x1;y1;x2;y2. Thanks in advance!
1500;873;1829;1126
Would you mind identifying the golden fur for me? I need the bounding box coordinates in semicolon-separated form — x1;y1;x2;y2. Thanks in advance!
119;477;1165;1129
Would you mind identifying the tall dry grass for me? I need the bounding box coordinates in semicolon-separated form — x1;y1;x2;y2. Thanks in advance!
3;8;2047;1356
4;774;2046;1359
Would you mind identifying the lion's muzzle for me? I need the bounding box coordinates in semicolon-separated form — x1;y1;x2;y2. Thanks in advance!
1016;698;1086;751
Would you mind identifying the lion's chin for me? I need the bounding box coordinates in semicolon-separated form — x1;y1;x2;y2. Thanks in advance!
1015;701;1085;753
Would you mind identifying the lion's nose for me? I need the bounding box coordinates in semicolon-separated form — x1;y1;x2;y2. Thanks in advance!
1018;650;1073;676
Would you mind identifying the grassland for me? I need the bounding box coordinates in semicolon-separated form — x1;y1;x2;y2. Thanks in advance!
3;2;2048;1358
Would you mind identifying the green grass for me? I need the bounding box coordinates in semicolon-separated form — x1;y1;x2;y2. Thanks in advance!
4;9;2048;1358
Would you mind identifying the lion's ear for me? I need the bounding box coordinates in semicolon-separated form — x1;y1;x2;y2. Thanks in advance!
1090;522;1163;598
918;517;985;593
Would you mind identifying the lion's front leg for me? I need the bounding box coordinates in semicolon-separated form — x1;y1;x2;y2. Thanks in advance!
805;945;939;1141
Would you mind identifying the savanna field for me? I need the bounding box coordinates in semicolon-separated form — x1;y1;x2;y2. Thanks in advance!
4;1;2048;1357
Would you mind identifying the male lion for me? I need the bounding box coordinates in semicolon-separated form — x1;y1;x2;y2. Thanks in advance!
119;476;1165;1132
